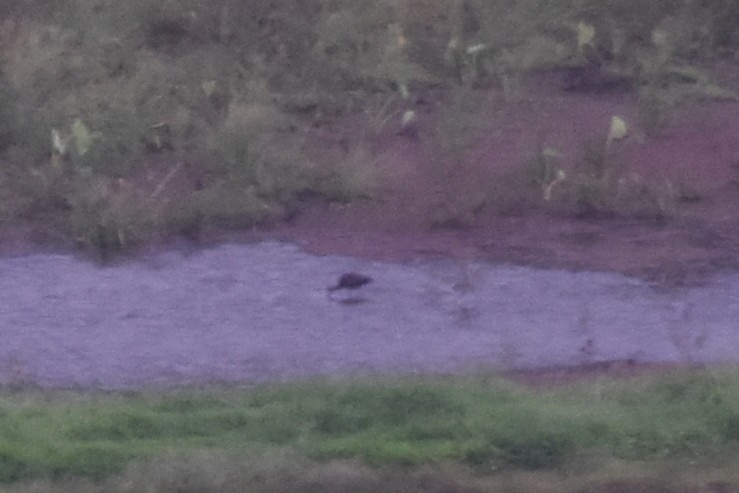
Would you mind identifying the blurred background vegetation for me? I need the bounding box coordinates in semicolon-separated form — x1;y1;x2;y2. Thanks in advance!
0;0;736;256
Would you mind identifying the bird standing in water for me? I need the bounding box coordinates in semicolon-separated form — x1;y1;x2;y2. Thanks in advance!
327;272;372;301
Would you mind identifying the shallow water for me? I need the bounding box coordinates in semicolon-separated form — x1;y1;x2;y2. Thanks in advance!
1;241;737;389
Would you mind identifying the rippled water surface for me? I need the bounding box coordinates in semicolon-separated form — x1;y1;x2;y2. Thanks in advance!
1;242;738;388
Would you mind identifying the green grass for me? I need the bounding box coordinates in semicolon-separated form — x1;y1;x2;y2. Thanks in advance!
0;369;738;486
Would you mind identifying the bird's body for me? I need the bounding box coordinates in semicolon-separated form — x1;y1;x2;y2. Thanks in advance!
327;272;372;292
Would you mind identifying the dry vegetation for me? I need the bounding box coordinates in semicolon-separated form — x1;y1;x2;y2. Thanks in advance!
0;0;736;257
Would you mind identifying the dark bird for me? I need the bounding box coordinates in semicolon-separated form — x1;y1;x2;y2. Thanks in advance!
327;272;373;292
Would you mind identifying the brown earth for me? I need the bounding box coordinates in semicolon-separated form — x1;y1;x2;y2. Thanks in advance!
261;61;739;288
2;63;738;289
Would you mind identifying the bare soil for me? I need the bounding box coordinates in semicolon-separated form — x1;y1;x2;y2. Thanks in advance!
2;63;738;287
261;62;739;287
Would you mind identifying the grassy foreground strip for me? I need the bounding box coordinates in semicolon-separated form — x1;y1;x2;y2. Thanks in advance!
0;370;738;489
